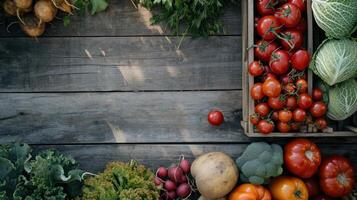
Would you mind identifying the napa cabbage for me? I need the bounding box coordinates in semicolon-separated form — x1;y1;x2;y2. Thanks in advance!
312;0;357;38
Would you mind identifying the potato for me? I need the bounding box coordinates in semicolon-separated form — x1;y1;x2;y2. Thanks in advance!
191;152;239;199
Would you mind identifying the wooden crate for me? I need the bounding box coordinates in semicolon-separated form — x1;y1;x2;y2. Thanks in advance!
241;0;357;137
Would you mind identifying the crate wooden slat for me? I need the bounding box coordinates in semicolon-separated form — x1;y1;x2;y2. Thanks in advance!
241;0;357;137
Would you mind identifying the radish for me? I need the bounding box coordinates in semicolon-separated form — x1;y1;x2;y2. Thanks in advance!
179;159;191;174
3;0;17;16
156;167;168;179
164;180;176;191
179;175;188;183
20;14;45;37
34;0;57;23
14;0;32;9
154;177;162;186
166;191;177;200
176;183;191;198
168;166;183;183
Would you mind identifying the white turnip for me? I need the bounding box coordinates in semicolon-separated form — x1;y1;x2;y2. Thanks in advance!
34;0;57;23
176;183;191;198
14;0;32;9
168;166;184;183
20;14;45;37
3;0;17;16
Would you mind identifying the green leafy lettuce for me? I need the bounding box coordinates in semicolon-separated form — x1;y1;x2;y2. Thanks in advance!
312;0;357;38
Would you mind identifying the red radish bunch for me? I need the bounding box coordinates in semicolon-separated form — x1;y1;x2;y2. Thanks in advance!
154;156;194;200
249;0;329;134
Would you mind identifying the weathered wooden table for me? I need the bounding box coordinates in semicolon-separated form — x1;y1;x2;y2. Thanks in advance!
0;0;356;173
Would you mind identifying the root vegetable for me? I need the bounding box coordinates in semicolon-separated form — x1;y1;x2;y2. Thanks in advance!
34;0;57;23
176;183;191;198
20;14;45;37
3;0;17;16
168;166;183;183
156;167;168;179
14;0;32;9
164;180;176;191
179;159;191;174
58;1;72;13
191;152;239;199
167;191;177;199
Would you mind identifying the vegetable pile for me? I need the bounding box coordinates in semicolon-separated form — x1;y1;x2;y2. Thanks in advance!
0;142;87;200
1;0;108;37
249;0;329;134
309;0;357;121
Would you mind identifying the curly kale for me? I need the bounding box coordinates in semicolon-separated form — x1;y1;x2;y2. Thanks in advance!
0;143;86;200
236;142;284;185
79;161;159;200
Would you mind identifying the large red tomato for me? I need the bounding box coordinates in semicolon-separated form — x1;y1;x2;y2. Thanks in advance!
280;29;303;50
291;50;310;71
319;155;355;198
263;78;281;98
255;40;278;63
269;50;290;75
275;3;301;27
257;0;277;16
288;0;306;12
269;176;309;200
284;138;321;178
257;15;281;40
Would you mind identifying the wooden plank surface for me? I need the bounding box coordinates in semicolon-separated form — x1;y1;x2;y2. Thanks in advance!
0;0;241;37
0;91;245;144
0;36;241;91
33;144;357;172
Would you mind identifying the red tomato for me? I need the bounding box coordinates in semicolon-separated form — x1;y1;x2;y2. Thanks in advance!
296;78;308;94
208;110;224;126
269;50;290;75
284;138;321;178
286;96;297;110
263;72;278;82
255;40;279;63
288;0;306;12
284;83;296;94
277;121;291;133
249;61;265;76
310;102;327;117
257;0;277;16
295;18;307;33
319;156;355;197
257;15;281;40
290;122;300;131
315;118;328;129
312;88;323;101
275;3;301;27
304;177;320;198
257;120;275;134
263;78;282;97
268;96;286;110
272;111;279;121
255;103;271;117
293;108;306;122
278;110;292;123
280;29;304;50
251;83;265;100
298;93;313;109
250;114;260;125
291;50;310;71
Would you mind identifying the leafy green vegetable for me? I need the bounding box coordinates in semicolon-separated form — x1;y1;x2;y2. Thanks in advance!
312;0;357;38
139;0;237;37
326;79;357;121
79;161;159;200
310;38;357;86
74;0;108;15
236;142;283;185
0;143;86;200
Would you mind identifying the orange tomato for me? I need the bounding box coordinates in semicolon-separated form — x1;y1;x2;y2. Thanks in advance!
229;184;271;200
269;176;309;200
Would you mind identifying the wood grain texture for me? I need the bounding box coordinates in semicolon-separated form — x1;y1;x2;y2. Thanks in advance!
32;144;357;172
0;36;241;91
0;91;245;144
0;0;241;37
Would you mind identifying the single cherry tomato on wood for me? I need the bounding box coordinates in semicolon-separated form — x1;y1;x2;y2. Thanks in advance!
304;177;320;198
298;93;313;109
288;0;306;12
257;120;275;134
284;138;321;178
293;108;306;122
251;83;265;100
319;155;355;198
255;103;271;117
249;61;265;76
269;176;309;200
286;96;297;110
280;29;304;50
278;110;293;123
263;78;281;98
310;101;327;118
208;110;224;126
268;96;286;110
315;118;328;130
257;15;281;40
269;50;290;75
296;78;308;94
291;50;310;71
255;40;279;63
250;114;260;125
277;121;291;133
275;3;301;27
312;88;323;101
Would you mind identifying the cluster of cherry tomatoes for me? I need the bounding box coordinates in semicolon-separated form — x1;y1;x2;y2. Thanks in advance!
249;0;328;134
